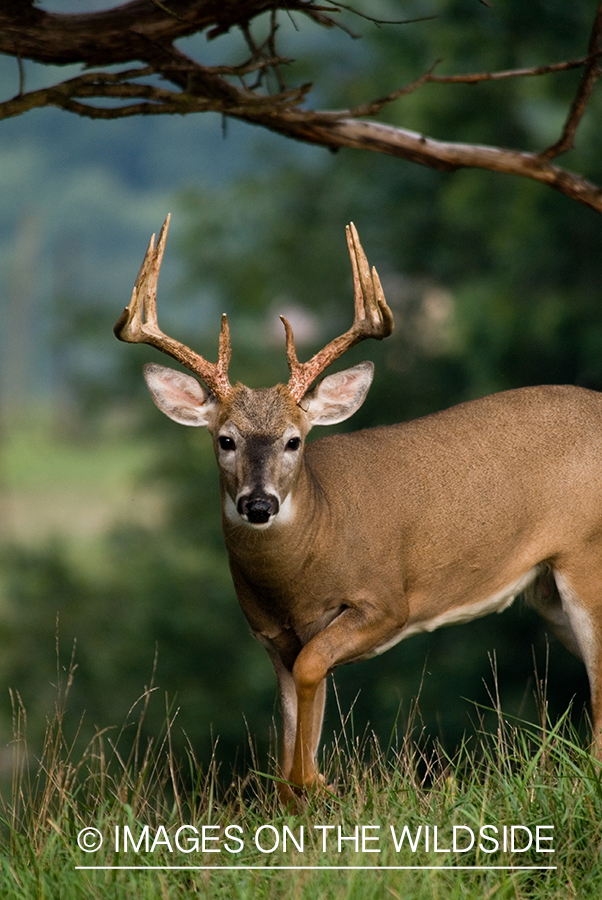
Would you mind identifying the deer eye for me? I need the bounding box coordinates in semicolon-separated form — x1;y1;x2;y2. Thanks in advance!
286;437;301;452
218;436;236;451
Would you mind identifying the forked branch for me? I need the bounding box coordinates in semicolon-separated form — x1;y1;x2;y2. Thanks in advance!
539;2;602;160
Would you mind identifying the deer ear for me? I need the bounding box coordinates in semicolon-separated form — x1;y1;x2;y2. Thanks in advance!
143;363;218;427
302;361;374;426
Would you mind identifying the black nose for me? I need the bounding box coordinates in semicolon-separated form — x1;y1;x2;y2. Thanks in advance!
238;494;279;524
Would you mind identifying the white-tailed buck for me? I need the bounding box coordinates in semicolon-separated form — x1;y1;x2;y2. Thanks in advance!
116;216;602;799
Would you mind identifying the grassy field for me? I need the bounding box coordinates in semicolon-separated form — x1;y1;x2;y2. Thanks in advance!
1;666;601;900
0;420;163;548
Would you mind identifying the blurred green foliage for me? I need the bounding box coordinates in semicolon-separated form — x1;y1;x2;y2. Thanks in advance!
0;0;599;772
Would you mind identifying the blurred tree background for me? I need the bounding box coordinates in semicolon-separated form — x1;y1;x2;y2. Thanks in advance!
0;0;600;777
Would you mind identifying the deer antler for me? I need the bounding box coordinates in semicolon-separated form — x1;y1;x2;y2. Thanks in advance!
114;214;233;400
282;223;394;402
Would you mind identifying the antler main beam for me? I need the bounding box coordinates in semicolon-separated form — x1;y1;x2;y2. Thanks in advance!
113;214;233;400
282;223;394;402
115;218;391;404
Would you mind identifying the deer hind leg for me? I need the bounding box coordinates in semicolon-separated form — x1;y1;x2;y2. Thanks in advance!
538;562;602;756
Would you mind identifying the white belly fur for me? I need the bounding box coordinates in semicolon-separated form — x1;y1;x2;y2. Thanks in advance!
370;566;541;658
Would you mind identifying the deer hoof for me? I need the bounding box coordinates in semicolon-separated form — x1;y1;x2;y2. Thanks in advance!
277;773;335;809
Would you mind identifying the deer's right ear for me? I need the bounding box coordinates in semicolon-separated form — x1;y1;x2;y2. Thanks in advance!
143;363;218;427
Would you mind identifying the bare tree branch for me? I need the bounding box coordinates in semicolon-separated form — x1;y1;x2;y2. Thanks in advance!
0;1;338;65
539;0;602;159
426;57;596;85
276;116;602;214
0;0;601;214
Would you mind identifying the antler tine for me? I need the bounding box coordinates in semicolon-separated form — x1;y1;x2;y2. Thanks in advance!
114;215;233;400
285;223;394;403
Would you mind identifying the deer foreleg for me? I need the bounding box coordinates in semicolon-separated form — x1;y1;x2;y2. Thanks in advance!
289;605;400;792
271;656;297;780
272;655;327;803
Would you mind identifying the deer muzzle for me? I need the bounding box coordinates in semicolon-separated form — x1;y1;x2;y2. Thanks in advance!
236;491;280;525
237;493;280;525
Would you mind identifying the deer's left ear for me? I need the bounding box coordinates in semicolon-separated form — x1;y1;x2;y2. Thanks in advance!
302;361;374;426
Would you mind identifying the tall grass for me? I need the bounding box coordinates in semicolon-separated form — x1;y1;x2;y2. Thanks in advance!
1;662;601;899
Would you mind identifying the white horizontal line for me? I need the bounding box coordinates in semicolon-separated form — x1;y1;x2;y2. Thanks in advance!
75;865;557;871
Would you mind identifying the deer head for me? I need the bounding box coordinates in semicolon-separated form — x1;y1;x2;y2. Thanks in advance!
114;216;393;527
